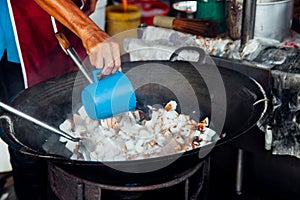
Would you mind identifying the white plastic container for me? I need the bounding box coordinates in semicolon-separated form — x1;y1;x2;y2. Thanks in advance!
89;0;108;30
0;139;12;172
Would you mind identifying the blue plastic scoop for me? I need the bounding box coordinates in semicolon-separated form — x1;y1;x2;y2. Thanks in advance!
81;69;136;120
55;32;149;120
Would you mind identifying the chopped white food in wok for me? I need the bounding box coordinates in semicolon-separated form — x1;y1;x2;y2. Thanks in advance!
59;101;222;161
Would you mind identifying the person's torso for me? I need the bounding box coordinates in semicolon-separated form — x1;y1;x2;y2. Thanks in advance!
8;0;86;87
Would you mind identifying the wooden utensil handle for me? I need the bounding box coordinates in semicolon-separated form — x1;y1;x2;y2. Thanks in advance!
55;31;70;50
153;16;175;29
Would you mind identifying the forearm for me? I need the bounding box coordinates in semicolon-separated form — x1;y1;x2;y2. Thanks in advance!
34;0;110;53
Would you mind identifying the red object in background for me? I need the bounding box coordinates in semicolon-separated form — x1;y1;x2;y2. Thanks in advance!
128;0;170;26
10;0;85;87
283;41;299;49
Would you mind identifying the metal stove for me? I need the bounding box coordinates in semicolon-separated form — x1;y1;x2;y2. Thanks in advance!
264;47;300;158
47;158;210;200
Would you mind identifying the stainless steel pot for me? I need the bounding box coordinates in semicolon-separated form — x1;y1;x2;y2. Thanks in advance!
255;0;294;41
227;0;294;41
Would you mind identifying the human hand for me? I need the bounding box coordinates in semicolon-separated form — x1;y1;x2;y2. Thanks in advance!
80;0;121;75
85;32;121;75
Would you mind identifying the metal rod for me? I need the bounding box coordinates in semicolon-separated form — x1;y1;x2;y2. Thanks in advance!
0;102;81;142
55;31;93;84
67;48;93;84
235;148;244;195
184;179;189;200
240;0;257;50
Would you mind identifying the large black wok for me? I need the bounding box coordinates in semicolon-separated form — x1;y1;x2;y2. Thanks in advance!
0;52;267;185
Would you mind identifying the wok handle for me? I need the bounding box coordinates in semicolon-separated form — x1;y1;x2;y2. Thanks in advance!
0;114;31;151
169;46;206;63
55;31;70;50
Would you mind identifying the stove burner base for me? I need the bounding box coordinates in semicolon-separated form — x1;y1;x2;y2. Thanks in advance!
47;158;210;200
